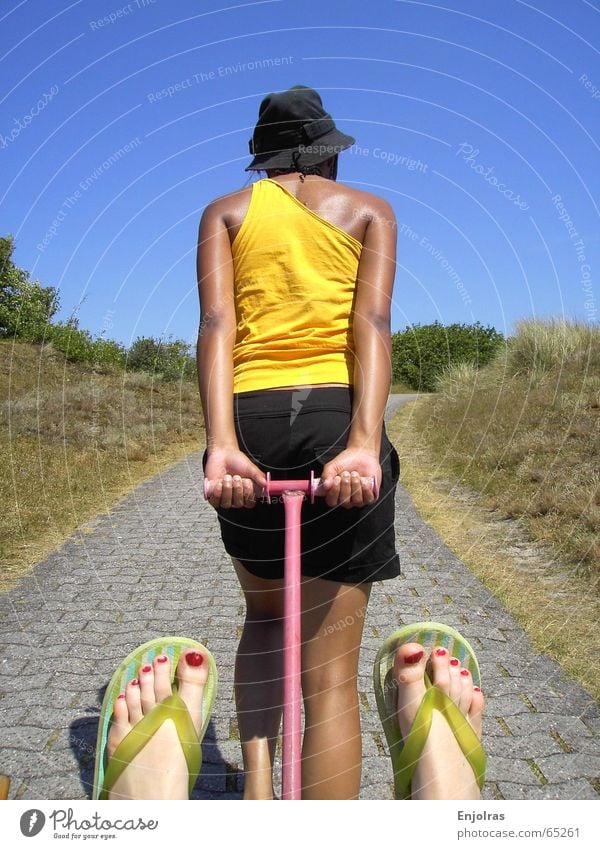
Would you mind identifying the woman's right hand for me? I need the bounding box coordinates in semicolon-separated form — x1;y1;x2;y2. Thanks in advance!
203;447;267;509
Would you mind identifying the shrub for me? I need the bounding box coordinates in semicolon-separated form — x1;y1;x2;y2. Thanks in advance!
43;320;95;363
391;320;504;391
0;235;58;340
127;336;195;381
90;337;126;371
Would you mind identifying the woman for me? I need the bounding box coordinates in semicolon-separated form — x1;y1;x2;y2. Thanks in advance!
94;87;486;803
197;85;400;800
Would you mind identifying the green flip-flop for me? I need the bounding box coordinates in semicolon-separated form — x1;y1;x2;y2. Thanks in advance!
93;637;217;800
373;621;486;800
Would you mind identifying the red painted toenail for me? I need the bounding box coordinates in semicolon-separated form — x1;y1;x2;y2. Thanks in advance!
156;656;168;664
185;651;204;667
450;658;460;666
404;650;424;665
117;694;126;699
141;665;152;673
474;686;481;692
130;679;139;686
461;669;470;676
435;648;447;656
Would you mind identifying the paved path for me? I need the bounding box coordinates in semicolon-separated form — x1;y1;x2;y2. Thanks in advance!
1;396;598;800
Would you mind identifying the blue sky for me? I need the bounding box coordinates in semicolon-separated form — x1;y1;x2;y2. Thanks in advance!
1;0;598;348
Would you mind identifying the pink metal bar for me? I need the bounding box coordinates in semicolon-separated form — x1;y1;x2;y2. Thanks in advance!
267;479;311;493
281;490;304;801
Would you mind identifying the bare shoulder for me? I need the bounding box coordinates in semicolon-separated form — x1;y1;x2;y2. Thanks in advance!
200;185;252;223
347;187;396;220
338;183;396;230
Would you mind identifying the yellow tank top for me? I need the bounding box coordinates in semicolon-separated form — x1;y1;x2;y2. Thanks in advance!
231;178;362;393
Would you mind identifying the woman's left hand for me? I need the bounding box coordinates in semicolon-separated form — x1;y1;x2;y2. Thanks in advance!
320;447;381;509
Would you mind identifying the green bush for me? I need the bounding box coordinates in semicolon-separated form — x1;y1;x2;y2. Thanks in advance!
41;320;126;371
44;320;95;363
91;337;127;371
391;320;504;391
0;235;58;340
127;336;195;381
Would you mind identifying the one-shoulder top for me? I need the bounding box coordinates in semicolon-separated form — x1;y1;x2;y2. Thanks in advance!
230;178;363;392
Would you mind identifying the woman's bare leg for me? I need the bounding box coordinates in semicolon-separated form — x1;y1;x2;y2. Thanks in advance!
232;558;285;800
300;577;371;799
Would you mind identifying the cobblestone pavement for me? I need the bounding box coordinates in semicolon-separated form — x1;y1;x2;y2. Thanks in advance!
1;397;598;800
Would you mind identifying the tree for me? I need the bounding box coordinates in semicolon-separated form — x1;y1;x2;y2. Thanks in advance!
0;235;58;340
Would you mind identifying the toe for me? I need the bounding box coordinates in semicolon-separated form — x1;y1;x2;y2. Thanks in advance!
107;694;130;757
458;667;473;714
113;692;129;723
428;646;451;694
393;642;428;740
175;650;209;737
393;642;427;685
153;654;172;703
126;678;143;724
469;687;485;738
448;657;463;704
138;664;156;714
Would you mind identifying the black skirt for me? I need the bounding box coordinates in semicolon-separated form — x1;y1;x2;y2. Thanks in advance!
203;386;401;584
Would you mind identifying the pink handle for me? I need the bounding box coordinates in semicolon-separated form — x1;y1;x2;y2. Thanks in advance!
203;471;378;502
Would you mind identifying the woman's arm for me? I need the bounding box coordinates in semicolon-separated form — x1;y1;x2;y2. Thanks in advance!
347;196;396;453
196;200;267;508
321;196;397;507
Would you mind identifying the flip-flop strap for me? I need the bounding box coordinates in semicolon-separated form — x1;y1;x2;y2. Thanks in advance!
100;694;201;800
394;686;486;800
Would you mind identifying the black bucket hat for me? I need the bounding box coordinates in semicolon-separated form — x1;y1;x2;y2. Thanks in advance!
245;85;355;172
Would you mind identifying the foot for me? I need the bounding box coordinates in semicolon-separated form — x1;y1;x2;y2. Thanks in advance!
106;649;208;800
393;643;484;800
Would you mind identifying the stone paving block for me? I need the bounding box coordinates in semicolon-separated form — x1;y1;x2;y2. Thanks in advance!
497;779;599;800
360;782;394;800
0;725;57;752
43;671;104;692
482;695;539;717
502;714;596;742
0;674;53;693
9;776;66;800
0;656;29;677
0;746;57;778
484;756;545;785
534;752;600;782
485;733;565;759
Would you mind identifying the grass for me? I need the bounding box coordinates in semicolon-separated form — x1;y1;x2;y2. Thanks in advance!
387;317;600;699
0;340;203;590
426;319;600;581
390;381;416;394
